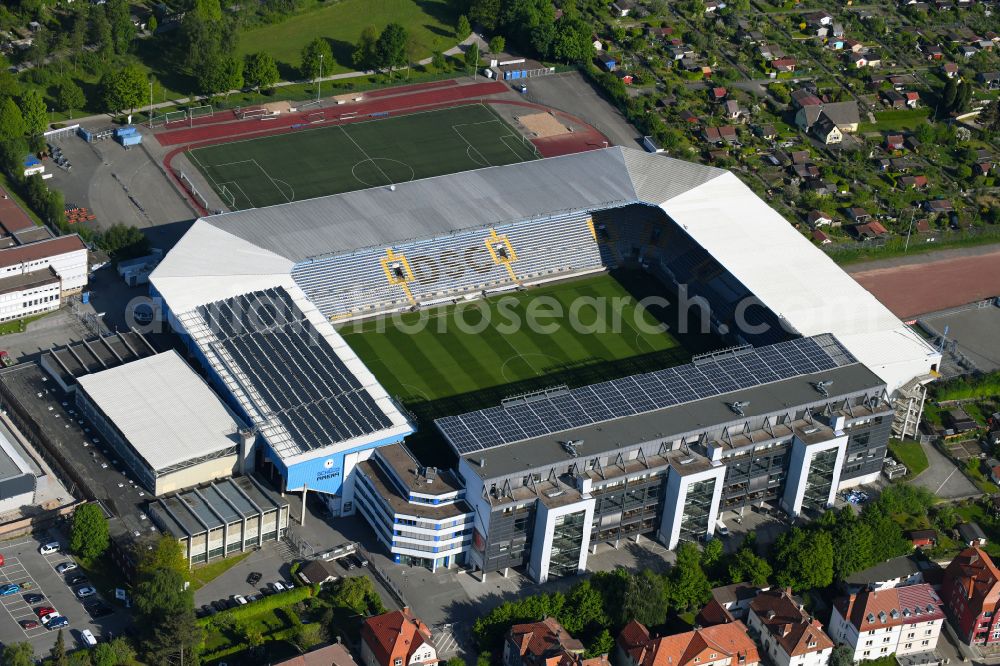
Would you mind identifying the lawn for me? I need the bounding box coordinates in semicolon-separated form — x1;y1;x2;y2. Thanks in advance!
187;104;537;209
0;312;51;336
189;552;251;591
338;271;697;403
888;439;929;477
235;0;462;74
860;108;932;132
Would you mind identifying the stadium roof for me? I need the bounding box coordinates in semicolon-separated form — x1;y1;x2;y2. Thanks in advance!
151;147;938;394
76;350;244;472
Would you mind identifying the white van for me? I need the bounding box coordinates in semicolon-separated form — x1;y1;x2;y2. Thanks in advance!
39;542;60;555
80;629;97;647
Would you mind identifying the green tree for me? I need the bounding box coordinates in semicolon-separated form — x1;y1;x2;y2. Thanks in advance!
193;0;223;22
445;659;466;666
99;223;149;259
301;37;333;80
832;512;875;581
198;54;243;97
431;51;446;70
324;576;386;615
586;629;614;658
773;528;834;591
489;35;505;53
57;79;86;116
954;81;972;112
1;642;35;666
0;97;26;140
830;645;854;666
942;77;958;112
376;23;409;73
0;71;21;101
623;569;671;626
91;5;114;58
670;542;712;611
562;579;608;634
70;503;110;560
91;637;136;666
19;88;47;137
457;14;471;38
148;14;158;32
106;0;135;54
100;65;146;115
464;42;480;73
702;537;723;568
729;547;772;586
470;0;500;32
353;25;379;71
244;51;279;91
51;628;68;666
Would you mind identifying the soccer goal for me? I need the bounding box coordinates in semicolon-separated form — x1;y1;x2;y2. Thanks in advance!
238;107;269;120
188;104;214;120
163;110;188;125
218;184;238;210
306;111;325;124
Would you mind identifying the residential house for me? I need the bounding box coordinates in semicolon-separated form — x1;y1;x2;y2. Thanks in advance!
957;523;988;547
925;199;954;214
791;150;811;165
882;90;907;109
360;608;438;666
697;583;767;625
703;126;738;144
747;588;834;666
977;72;1000;89
504;617;609;666
925;44;944;60
844;38;865;53
754;124;777;140
724;100;743;121
885;134;906;151
812;229;832;245
616;620;760;666
804;10;834;26
942;63;959;79
899;175;929;189
842;555;932;593
828;584;945;661
791;88;823;109
792;163;821;180
759;43;786;60
273;643;360;666
812;116;843;145
296;559;339;585
906;529;938;549
846;207;872;223
772;57;797;73
852;220;890;241
807;210;833;227
960;45;978;59
611;0;634;17
710;87;728;102
974;162;993;176
848;52;870;68
941;547;1000;645
795;101;860;133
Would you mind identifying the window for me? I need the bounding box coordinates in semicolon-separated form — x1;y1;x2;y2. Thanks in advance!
921;640;929;646
863;651;870;657
925;630;933;636
865;641;872;647
905;644;912;649
880;648;888;654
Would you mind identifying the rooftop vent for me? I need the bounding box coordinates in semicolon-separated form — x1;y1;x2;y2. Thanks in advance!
813;380;834;397
730;401;750;416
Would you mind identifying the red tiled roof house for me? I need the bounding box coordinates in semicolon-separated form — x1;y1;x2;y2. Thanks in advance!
615;619;760;666
941;547;1000;645
828;583;945;661
361;608;438;666
747;588;834;666
504;617;610;666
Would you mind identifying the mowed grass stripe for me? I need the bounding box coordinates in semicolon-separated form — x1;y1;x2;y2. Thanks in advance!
340;328;429;400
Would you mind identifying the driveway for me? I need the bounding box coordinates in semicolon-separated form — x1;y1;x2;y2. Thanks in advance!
910;439;979;499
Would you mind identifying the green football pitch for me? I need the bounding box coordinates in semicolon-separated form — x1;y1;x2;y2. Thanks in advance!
338;272;701;406
186;104;538;210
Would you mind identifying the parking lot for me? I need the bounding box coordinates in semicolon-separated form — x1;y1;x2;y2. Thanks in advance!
0;534;129;655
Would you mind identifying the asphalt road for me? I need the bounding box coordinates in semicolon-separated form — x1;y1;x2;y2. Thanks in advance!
909;439;979;500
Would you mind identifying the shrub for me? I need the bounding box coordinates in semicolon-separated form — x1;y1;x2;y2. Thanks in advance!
199;584;318;627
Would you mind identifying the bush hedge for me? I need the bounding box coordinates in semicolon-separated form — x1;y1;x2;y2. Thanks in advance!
199;584;319;628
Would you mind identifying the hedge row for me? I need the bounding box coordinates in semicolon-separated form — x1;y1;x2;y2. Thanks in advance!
201;625;298;661
198;584;319;627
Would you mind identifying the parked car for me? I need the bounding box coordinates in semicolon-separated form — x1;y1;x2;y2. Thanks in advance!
55;562;78;574
40;611;60;624
232;594;248;605
0;582;20;595
45;615;69;630
79;629;97;647
199;604;216;617
39;542;60;555
246;571;262;585
353;554;369;568
0;553;4;566
67;575;88;586
75;586;97;599
85;602;113;618
36;606;56;618
20;619;39;629
211;600;227;612
24;593;44;604
270;582;286;593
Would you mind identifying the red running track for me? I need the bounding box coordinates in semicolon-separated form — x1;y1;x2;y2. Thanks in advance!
156;81;509;146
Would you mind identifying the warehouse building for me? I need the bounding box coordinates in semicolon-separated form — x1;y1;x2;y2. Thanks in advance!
0;423;36;514
0;235;88;322
75;350;248;496
148;475;289;566
41;331;158;393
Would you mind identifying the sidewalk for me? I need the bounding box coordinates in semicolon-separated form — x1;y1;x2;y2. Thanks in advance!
53;33;487;130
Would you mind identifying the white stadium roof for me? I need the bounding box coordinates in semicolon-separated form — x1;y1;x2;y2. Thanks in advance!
152;147;938;397
76;350;243;472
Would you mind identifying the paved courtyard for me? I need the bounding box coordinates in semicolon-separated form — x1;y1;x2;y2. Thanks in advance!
910;439;979;500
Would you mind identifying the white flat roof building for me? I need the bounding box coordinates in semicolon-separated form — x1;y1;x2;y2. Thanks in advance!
75;350;245;495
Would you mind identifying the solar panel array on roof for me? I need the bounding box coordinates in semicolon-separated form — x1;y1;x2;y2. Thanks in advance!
196;287;391;453
436;334;855;454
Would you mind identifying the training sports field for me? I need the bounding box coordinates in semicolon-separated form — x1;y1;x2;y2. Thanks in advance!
186;104;537;210
339;272;703;406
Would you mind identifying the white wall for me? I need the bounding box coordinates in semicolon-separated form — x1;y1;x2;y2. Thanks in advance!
657;463;725;550
780;433;847;517
527;496;595;583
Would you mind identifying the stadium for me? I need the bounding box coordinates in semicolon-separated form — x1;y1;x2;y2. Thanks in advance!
150;146;941;579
